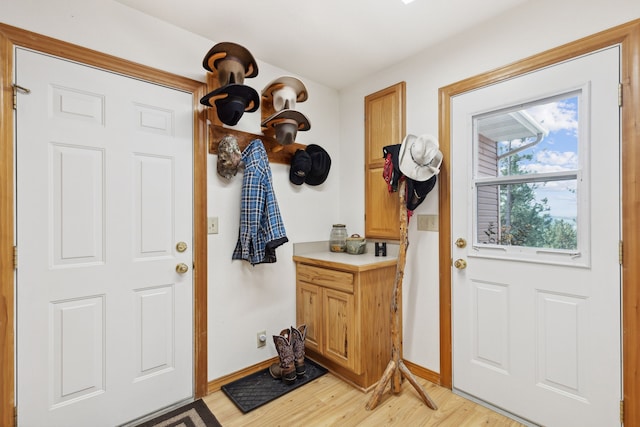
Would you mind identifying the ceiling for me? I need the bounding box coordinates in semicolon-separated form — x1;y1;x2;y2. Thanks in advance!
115;0;529;90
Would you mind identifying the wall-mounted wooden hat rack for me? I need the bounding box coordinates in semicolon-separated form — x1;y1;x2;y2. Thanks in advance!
206;71;306;165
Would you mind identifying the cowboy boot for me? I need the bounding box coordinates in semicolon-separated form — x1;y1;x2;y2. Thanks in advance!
269;328;297;384
290;324;307;377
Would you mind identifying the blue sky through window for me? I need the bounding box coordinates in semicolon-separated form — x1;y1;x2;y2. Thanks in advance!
499;96;579;221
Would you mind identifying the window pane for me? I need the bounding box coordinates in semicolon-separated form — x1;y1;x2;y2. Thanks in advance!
476;179;577;250
476;95;579;178
474;93;581;253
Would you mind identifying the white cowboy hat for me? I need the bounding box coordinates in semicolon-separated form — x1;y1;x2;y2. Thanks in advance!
261;76;308;111
398;134;443;182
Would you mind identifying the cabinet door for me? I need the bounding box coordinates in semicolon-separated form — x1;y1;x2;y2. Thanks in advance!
296;281;322;354
323;288;360;374
364;82;405;240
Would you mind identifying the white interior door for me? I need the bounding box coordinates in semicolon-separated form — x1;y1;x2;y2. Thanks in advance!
451;47;621;427
15;48;194;427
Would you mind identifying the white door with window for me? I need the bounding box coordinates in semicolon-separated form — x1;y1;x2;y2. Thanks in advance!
15;48;194;426
451;46;621;427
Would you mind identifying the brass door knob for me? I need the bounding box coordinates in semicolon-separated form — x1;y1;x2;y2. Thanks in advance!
455;238;467;248
454;259;467;270
176;263;189;274
176;241;188;252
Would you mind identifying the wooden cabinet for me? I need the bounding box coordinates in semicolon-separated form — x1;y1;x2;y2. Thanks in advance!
294;256;397;391
364;82;405;240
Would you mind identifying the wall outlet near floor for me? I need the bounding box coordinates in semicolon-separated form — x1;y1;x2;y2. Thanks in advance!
257;330;267;348
417;214;438;231
207;217;219;234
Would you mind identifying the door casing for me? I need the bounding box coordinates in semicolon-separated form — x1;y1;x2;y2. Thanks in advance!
0;23;209;427
439;19;640;426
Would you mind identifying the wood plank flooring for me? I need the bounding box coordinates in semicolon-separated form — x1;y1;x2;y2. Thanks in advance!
203;372;526;426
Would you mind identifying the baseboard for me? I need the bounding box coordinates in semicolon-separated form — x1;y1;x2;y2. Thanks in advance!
206;357;441;395
402;359;441;385
207;357;278;394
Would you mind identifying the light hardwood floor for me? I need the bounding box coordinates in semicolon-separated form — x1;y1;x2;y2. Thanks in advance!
203;372;526;426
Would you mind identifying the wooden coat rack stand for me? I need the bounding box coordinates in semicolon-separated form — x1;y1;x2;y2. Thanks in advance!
365;179;438;411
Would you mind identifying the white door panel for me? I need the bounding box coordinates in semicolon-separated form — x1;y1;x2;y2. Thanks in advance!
451;47;621;426
16;48;194;427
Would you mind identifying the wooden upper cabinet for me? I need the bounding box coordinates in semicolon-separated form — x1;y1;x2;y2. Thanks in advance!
364;82;406;240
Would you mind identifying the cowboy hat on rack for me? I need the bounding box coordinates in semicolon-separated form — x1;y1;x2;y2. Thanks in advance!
200;84;260;126
202;42;258;86
262;76;308;111
398;134;443;182
261;109;311;146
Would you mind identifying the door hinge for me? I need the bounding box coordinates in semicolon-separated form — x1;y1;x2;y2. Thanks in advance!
12;83;31;110
13;246;17;270
619;240;623;265
620;399;624;423
618;83;623;107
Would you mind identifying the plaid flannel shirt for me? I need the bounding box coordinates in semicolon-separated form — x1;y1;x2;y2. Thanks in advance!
232;140;288;265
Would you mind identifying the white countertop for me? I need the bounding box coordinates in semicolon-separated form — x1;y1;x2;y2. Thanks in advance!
292;241;398;267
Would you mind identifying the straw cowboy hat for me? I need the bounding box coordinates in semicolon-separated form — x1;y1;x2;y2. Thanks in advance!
202;42;258;86
261;109;311;146
262;76;308;111
398;134;443;182
200;84;260;126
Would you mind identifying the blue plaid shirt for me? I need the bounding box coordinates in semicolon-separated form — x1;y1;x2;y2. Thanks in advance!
232;140;288;265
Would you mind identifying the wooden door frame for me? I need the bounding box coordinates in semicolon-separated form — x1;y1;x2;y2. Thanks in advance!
0;24;209;427
438;19;640;425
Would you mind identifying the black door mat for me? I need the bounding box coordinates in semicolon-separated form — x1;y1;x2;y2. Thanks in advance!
221;358;328;413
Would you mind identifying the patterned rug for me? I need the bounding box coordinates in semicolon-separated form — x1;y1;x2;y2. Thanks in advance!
221;358;328;413
134;399;222;427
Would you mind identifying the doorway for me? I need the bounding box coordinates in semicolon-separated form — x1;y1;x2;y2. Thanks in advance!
438;19;640;426
16;48;196;426
0;24;208;427
450;47;620;426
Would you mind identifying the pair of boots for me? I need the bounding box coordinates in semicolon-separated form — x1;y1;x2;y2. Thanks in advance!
269;325;306;385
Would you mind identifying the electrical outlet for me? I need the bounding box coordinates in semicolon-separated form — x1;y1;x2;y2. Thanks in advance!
257;330;267;348
417;214;438;231
207;217;218;234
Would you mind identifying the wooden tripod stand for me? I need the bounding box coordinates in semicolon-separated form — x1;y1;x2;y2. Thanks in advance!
366;179;438;411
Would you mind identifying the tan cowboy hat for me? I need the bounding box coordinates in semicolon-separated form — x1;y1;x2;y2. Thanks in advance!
398;134;443;182
202;42;258;86
262;76;308;111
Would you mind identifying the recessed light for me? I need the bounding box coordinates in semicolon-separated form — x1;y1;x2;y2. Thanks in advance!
401;0;416;4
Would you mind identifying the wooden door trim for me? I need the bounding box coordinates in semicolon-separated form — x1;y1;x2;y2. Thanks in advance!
438;18;640;425
0;23;209;427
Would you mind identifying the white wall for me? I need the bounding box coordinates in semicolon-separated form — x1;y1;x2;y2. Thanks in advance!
2;0;341;381
338;0;640;373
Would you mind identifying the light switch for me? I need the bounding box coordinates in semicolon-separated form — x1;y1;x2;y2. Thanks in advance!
207;217;219;234
417;214;438;231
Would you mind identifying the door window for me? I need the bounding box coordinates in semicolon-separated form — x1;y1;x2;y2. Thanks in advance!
472;90;589;266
